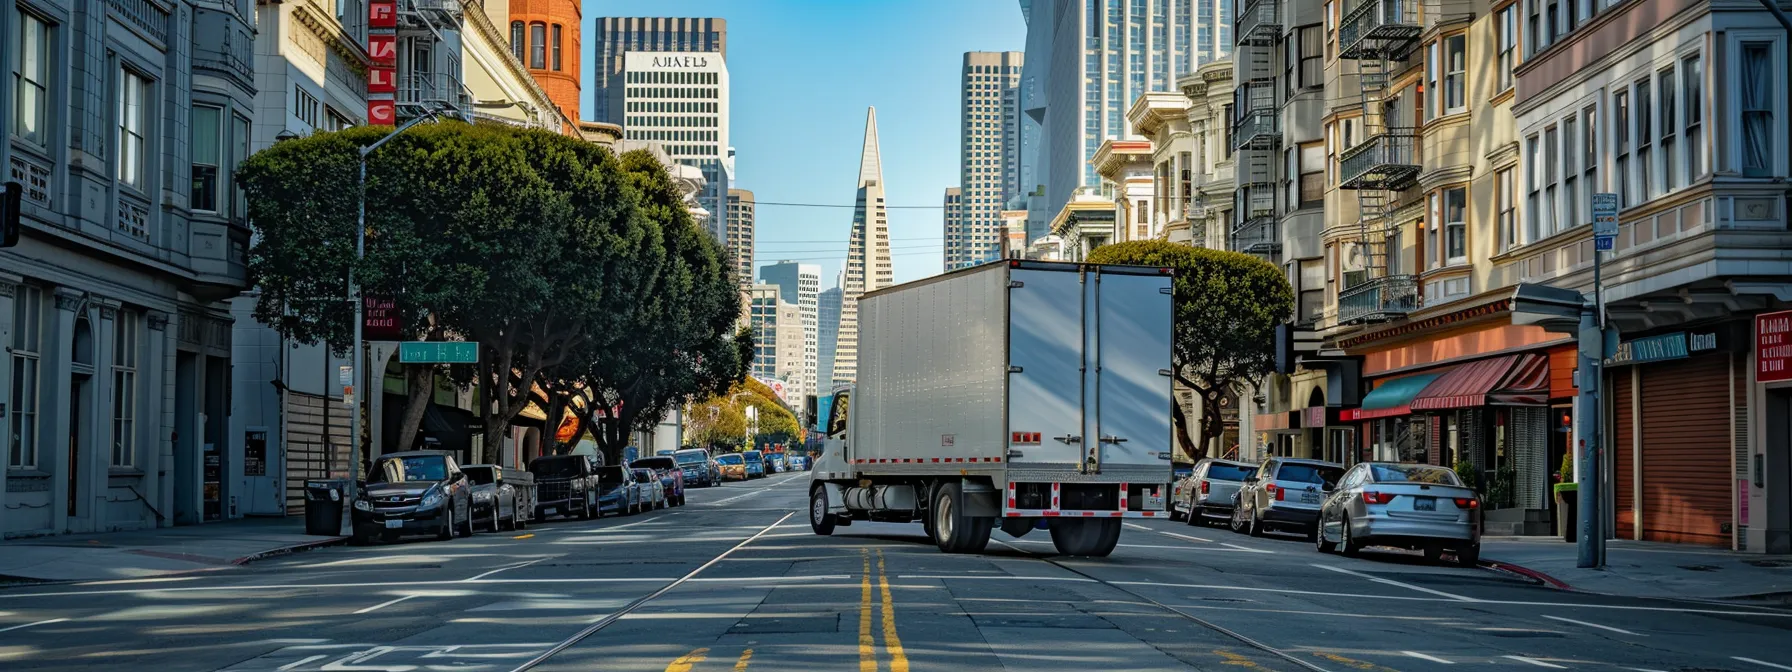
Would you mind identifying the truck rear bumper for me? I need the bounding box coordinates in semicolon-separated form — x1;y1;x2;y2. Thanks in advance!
1001;480;1170;518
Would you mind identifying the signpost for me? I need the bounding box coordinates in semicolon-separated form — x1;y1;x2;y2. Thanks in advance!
1582;193;1619;569
398;341;479;364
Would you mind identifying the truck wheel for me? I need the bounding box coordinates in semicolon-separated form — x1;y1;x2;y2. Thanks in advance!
1049;519;1121;557
809;484;837;536
932;482;992;553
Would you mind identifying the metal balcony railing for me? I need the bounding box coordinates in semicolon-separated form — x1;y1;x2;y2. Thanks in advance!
1338;274;1419;324
1237;0;1281;46
1339;130;1421;190
398;0;463;28
398;73;470;112
1231;214;1281;255
1339;0;1422;60
1234;110;1281;151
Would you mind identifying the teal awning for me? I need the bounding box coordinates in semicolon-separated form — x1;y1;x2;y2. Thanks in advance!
1357;372;1444;420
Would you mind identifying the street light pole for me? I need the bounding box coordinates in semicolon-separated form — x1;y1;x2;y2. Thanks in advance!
348;108;454;501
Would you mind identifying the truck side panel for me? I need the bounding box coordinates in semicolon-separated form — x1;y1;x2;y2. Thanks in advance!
855;264;1007;468
1005;267;1086;468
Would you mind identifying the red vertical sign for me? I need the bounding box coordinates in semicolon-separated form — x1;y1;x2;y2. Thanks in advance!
368;100;396;125
367;34;397;65
369;1;397;28
1756;310;1792;382
369;66;396;94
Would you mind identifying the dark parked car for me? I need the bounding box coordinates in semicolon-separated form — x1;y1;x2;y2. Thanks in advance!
742;450;768;479
673;448;716;487
528;454;601;520
788;454;810;471
463;464;533;532
350;450;473;544
595;465;641;516
631;457;687;506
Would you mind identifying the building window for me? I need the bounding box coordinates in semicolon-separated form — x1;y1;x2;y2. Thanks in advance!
1444;34;1466;113
1526;135;1542;242
1739;42;1773;177
1543;125;1558;235
1425;41;1440;121
1136;199;1147;223
233;113;250;218
1442;186;1466;263
1299;142;1324;209
1635;78;1653;199
552;24;564;71
1497;168;1516;252
530;22;546;69
1497;4;1517;93
1562;116;1579;231
11;8;51;146
1583;105;1599;212
118;69;150;189
111;313;139;468
1427;191;1441;267
294;84;319;129
1659;66;1678;192
1614;90;1630;205
1682;54;1703;181
191;105;221;212
511;21;525;62
8;285;41;469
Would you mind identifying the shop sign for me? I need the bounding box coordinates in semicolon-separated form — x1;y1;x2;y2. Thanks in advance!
1756;310;1792;382
1607;330;1723;366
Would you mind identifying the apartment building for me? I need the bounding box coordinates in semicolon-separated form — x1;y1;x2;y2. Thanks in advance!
1129;58;1238;251
1093;140;1157;242
502;0;580;123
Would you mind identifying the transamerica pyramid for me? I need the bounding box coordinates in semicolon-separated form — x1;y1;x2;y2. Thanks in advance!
831;107;892;386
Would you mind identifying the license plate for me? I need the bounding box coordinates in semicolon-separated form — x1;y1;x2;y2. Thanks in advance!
383;519;403;529
1414;497;1436;511
544;507;557;516
1300;492;1320;504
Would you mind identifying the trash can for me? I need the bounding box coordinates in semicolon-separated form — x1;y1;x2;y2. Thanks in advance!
1553;483;1578;543
304;479;346;536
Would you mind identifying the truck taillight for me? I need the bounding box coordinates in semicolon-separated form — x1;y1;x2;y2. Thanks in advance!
1362;491;1395;505
1265;483;1282;500
1199;480;1209;494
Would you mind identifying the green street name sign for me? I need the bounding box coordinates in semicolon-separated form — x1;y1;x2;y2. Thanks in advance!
398;341;479;364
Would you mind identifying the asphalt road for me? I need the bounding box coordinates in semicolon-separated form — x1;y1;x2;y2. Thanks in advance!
3;470;1791;671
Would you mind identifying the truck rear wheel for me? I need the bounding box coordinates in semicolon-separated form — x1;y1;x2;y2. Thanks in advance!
1049;518;1121;557
932;482;992;553
809;484;837;536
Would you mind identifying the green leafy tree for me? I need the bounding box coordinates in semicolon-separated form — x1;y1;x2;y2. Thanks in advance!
1086;241;1294;461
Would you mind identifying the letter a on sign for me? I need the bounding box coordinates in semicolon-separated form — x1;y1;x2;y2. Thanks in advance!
369;1;396;28
368;35;397;65
369;66;396;94
368;100;396;125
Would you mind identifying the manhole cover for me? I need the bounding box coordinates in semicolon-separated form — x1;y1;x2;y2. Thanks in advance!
1678;564;1722;572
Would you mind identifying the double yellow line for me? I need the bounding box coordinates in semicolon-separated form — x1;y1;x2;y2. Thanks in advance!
860;548;908;672
665;647;752;672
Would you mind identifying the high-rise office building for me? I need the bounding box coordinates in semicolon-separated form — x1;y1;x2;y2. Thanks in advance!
747;285;803;397
817;282;843;390
759;261;820;402
507;0;583;122
595;19;732;243
942;188;965;270
727;190;755;288
946;51;1023;271
831;109;891;386
1188;0;1233;69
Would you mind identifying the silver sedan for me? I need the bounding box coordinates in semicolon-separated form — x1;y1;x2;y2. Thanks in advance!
1313;462;1482;566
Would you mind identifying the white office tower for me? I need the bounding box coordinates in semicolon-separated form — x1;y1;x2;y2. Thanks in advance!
831;108;891;386
759;261;821;401
817;282;843;390
947;51;1023;271
618;51;731;243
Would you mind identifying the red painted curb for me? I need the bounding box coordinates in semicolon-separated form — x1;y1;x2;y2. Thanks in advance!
1481;559;1575;590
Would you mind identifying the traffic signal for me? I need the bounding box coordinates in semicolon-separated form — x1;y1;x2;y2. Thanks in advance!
1;181;21;248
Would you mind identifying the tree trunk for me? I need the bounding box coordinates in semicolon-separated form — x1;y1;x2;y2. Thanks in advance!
396;365;435;453
1169;397;1204;463
1198;388;1226;460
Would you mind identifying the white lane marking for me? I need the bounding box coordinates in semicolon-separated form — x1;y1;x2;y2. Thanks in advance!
1540;614;1638;635
1402;651;1455;665
0;618;68;633
703;488;771;506
275;655;328;671
1124;522;1153;531
1155;530;1214;543
896;574;1095;582
1312;564;1478;602
1503;655;1568;669
463;557;549;582
1736;657;1792;671
1218;542;1274;553
353;594;421;614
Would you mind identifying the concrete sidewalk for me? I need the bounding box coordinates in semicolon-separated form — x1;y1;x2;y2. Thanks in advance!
1482;535;1792;601
0;516;348;583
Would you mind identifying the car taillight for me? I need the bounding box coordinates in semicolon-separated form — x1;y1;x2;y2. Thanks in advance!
1199;480;1210;494
1265;483;1283;501
1454;497;1479;509
1362;491;1395;505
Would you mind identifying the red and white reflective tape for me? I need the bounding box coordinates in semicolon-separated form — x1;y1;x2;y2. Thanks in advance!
851;456;1005;464
1119;482;1129;513
1003;509;1159;518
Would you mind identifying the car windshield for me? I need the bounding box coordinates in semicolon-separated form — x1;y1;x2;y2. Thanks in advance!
744;451;762;460
463;466;496;486
633;469;654;482
1369;464;1462;485
716;454;743;465
1276;463;1344;488
1205;464;1255;481
597;466;629;485
529;457;585;478
371;455;447;483
632;457;677;470
674;451;707;465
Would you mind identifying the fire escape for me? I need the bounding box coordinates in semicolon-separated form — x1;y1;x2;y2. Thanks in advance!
1231;0;1281;256
1335;0;1422;324
395;0;470;120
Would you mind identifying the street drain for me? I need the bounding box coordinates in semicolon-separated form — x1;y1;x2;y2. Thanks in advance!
1678;564;1723;572
1746;559;1792;568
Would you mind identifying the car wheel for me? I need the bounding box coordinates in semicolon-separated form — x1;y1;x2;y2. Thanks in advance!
1315;519;1337;553
1229;504;1247;534
487;506;503;533
809;484;837;536
1340;514;1362;557
438;509;454;541
458;502;475;537
1455;543;1481;568
1185;505;1203;527
1247;508;1265;537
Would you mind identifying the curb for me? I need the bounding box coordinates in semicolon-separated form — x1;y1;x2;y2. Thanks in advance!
1480;558;1576;591
230;536;350;566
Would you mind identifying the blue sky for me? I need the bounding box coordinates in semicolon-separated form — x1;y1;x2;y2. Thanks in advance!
583;1;1027;287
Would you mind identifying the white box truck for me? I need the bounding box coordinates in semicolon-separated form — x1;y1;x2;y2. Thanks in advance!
806;260;1176;557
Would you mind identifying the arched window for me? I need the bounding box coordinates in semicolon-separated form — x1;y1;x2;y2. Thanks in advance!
530;22;546;69
510;21;525;62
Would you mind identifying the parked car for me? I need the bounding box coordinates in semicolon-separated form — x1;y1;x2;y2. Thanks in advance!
1230;457;1345;538
595;465;641;516
1315;462;1483;565
673;448;716;487
767;453;788;473
528;454;601;520
632;457;686;506
633;468;667;510
463;464;534;532
350;450;474;544
715;453;748;481
742;450;768;479
788;454;810;471
1171;459;1257;526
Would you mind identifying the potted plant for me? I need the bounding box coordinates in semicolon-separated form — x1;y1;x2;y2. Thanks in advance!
1553;452;1578;541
